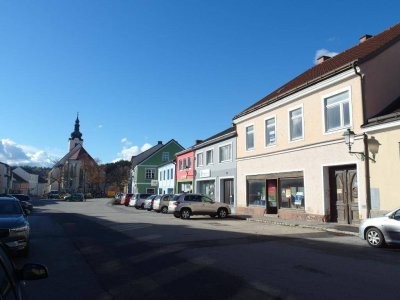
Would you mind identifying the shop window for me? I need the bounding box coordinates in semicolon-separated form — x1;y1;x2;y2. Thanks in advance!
247;179;266;206
279;178;304;209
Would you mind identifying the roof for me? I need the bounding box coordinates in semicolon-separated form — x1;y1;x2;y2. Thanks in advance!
193;126;237;149
234;23;400;120
52;144;97;169
131;139;184;167
363;95;400;128
12;173;28;183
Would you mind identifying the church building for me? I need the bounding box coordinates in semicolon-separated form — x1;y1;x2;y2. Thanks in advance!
48;115;102;194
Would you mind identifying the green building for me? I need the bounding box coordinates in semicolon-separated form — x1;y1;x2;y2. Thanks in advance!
129;140;184;194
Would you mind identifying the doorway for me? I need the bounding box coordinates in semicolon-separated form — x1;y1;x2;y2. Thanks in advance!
329;165;359;224
222;179;234;205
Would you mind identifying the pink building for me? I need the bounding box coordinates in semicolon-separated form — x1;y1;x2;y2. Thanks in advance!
175;148;195;193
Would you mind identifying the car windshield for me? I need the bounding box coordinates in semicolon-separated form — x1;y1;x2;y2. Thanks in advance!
0;200;23;215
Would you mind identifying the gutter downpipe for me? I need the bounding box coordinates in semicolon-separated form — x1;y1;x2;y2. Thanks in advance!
353;61;371;219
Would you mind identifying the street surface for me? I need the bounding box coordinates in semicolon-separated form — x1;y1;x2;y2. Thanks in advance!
14;198;400;300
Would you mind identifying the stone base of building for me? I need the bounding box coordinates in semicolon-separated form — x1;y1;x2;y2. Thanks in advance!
277;209;328;222
236;207;328;222
370;209;390;218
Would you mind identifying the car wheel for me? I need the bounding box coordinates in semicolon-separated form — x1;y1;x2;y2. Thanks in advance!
147;208;152;211
140;204;145;209
135;206;140;209
217;208;228;219
161;206;168;214
366;227;385;248
173;212;181;218
180;208;191;219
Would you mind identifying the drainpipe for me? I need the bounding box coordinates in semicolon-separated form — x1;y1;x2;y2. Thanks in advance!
353;62;371;219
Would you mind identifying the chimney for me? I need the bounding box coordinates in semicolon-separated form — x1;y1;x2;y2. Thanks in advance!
359;34;373;43
317;55;331;64
195;139;203;145
157;141;162;145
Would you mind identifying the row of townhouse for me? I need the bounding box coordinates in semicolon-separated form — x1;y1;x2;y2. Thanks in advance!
0;164;47;196
130;23;400;224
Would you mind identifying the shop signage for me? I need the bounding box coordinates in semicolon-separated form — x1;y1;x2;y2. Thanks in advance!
151;180;158;186
199;169;211;178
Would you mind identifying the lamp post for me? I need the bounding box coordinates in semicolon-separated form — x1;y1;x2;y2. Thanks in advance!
343;129;380;218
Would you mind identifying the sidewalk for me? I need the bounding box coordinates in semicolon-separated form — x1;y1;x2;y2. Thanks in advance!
231;214;359;236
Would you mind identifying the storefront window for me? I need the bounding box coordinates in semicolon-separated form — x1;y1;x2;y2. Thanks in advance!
198;180;215;200
247;179;266;206
279;178;304;209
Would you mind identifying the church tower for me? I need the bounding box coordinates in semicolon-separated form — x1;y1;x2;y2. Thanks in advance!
68;114;84;151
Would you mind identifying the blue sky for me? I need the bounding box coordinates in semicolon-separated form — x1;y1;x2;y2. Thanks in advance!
1;0;399;166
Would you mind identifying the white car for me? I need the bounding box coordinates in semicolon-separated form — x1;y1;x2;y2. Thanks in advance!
359;208;400;247
129;193;154;209
144;195;157;211
172;193;231;219
153;194;173;213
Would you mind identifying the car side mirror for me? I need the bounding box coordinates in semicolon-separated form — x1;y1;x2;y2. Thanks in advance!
19;263;48;280
23;209;31;216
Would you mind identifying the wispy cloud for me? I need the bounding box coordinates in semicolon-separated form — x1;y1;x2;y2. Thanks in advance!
98;124;103;129
113;143;152;162
314;48;338;64
0;138;58;167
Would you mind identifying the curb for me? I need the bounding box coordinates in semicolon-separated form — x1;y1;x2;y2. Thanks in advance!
246;217;359;237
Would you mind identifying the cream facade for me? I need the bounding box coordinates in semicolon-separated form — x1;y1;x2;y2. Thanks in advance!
364;121;400;215
234;70;367;222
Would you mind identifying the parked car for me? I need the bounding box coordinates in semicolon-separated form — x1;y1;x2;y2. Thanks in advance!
129;193;153;209
114;192;125;204
64;193;85;202
359;208;400;248
144;195;158;211
172;193;231;219
153;194;173;213
0;194;33;215
47;191;60;199
0;242;48;298
122;193;133;206
0;196;30;256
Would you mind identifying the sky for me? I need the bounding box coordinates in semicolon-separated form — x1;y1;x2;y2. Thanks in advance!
0;0;399;167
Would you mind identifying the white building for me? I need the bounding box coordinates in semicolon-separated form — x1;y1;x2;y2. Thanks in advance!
157;161;175;194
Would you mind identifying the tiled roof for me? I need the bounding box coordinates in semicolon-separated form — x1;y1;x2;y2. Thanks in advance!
234;23;400;120
194;126;236;149
131;139;184;167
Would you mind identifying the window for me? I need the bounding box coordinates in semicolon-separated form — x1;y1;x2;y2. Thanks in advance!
219;144;232;162
265;117;276;146
197;153;203;167
324;90;350;132
246;125;254;150
247;179;266;206
167;169;170;180
162;152;169;161
159;171;162;181
170;169;174;179
163;170;166;181
183;158;187;169
289;107;303;140
188;157;192;169
279;178;304;209
145;169;155;179
179;159;183;170
206;150;213;165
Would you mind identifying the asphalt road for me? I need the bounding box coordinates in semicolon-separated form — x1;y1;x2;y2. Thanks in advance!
14;198;400;300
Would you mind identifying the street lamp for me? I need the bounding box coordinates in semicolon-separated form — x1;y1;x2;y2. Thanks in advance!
343;128;379;162
343;128;381;219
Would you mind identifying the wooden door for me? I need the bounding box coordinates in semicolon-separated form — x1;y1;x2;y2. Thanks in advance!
329;166;359;224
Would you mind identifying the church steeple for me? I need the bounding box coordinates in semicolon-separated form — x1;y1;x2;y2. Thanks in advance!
68;113;84;151
70;113;83;141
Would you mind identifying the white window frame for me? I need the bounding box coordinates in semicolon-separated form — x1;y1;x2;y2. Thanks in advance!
219;142;232;163
264;115;277;147
288;105;304;142
206;149;213;165
245;124;255;151
145;168;155;179
196;152;203;167
322;87;352;134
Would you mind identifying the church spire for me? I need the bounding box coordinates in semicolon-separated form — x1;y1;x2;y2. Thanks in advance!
68;113;84;151
70;113;83;141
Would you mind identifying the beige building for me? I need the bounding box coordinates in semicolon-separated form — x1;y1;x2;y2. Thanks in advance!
233;23;400;224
